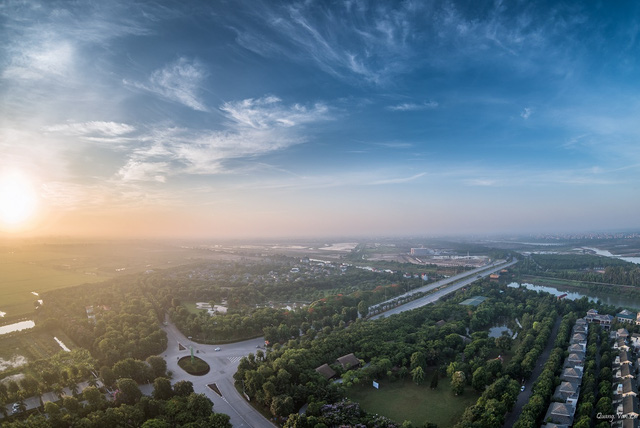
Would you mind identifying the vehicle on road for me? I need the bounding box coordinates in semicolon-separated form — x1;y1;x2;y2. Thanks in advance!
521;385;525;392
12;403;20;414
215;347;221;351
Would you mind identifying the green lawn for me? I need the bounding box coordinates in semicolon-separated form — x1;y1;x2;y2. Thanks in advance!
346;374;480;427
182;301;209;315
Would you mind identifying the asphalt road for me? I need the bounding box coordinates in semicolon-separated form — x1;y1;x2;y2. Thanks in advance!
501;315;562;428
160;320;275;428
371;259;519;320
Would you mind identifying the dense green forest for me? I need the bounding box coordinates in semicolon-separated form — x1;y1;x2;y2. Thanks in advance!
233;282;587;426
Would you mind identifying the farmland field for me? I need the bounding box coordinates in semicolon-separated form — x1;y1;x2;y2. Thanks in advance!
0;328;77;375
0;251;106;318
0;239;229;319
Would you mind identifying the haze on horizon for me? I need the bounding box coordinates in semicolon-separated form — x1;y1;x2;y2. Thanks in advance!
1;1;639;240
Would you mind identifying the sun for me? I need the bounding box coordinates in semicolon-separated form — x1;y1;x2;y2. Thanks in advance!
0;169;39;231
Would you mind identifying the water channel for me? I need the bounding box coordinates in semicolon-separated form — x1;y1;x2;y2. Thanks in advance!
508;282;640;311
583;247;640;265
0;320;35;335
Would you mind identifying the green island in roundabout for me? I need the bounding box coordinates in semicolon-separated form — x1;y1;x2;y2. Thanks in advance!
178;355;211;376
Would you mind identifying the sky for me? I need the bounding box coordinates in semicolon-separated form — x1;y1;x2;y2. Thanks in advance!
1;0;639;239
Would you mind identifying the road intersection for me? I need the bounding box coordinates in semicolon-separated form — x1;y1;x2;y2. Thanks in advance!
159;320;275;428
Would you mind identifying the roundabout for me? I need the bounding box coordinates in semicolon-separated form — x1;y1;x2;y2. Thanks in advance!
177;355;210;376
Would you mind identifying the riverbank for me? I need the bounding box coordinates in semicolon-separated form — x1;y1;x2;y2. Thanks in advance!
518;275;639;291
509;277;640;311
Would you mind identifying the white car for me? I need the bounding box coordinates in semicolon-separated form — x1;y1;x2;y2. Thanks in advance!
521;385;525;392
215;347;221;351
12;403;21;414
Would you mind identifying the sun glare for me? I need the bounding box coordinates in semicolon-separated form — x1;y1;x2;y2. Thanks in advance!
0;170;39;231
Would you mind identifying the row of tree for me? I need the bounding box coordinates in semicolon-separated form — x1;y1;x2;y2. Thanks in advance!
1;379;232;428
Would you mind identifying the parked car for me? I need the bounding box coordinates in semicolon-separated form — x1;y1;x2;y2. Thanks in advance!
215;347;221;351
521;385;525;392
12;403;21;414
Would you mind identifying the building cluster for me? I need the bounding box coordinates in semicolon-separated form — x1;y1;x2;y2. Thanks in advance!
542;318;588;426
611;326;640;427
614;309;640;326
314;353;361;381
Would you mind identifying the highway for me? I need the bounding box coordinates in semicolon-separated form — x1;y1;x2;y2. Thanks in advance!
370;259;518;320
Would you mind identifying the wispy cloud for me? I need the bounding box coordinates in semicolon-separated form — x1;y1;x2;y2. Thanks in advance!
117;160;169;183
370;172;426;185
387;101;439;111
220;96;329;129
520;107;532;119
126;58;209;112
119;96;332;177
228;1;587;86
45;121;136;136
1;1;151;83
230;1;418;85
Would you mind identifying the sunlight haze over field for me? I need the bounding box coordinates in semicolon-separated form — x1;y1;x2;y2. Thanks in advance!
1;0;639;238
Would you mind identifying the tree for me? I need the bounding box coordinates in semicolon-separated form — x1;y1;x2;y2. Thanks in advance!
83;386;103;409
410;352;426;371
357;300;368;318
187;393;214;419
173;380;194;397
270;394;294;417
147;356;168;379
430;372;439;389
153;377;173;400
472;367;488;392
63;395;82;415
115;378;142;405
209;413;233;428
100;366;116;387
142;420;171;428
496;335;512;352
411;366;425;385
451;371;465;395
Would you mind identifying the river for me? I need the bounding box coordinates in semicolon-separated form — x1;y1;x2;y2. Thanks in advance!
583;247;640;265
508;282;640;311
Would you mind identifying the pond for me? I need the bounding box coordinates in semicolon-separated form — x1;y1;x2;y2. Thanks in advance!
0;320;35;335
488;325;513;338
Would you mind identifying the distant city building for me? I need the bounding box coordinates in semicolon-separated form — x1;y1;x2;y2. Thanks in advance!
410;248;434;256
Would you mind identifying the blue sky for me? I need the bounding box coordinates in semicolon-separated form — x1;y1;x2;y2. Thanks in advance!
1;0;639;238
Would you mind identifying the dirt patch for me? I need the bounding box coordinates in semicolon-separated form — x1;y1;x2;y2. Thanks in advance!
1;373;26;383
0;355;28;371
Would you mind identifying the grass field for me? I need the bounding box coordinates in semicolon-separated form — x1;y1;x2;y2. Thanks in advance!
183;301;208;315
0;251;107;318
346;373;480;427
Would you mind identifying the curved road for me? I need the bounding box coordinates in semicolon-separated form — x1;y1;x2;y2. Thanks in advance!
159;320;275;428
